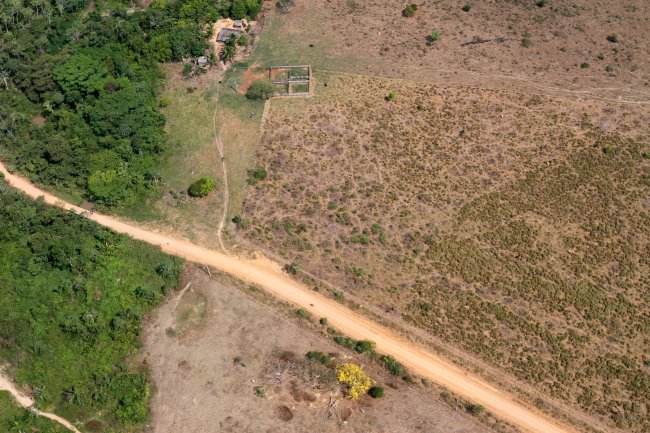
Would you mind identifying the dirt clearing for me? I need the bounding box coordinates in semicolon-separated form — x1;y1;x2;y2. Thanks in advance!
142;266;495;433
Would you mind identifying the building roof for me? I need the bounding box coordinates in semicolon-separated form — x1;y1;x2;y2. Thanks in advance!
233;20;243;27
217;28;241;42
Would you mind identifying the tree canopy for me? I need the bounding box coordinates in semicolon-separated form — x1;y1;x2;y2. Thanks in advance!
0;178;182;429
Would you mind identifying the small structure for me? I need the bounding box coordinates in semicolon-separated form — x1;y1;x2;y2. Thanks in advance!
217;28;241;43
233;19;244;28
268;65;312;96
197;56;209;67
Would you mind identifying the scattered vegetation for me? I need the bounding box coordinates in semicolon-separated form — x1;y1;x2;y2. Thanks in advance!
306;351;332;365
369;386;385;398
336;363;372;400
466;403;486;415
247;167;268;185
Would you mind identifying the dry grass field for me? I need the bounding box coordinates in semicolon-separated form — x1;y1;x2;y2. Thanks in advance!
254;0;650;102
239;72;649;432
142;266;499;433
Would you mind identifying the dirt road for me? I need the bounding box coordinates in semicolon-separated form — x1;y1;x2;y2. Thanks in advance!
0;162;580;433
0;369;81;433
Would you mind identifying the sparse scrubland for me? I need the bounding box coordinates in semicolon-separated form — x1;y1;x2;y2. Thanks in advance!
241;73;649;432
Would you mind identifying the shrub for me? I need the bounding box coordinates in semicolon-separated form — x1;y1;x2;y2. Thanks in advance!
386;91;397;101
602;145;615;155
336;363;372;400
462;3;472;12
319;317;329;325
580;62;589;68
369;386;385;398
254;386;265;398
381;355;405;376
296;308;311;319
238;34;250;47
521;37;531;48
246;79;274;99
334;336;357;350
234;356;246;366
606;33;618;43
276;0;295;13
306;351;332;365
402;4;417;17
188;176;215;197
536;0;546;7
231;215;250;229
284;262;300;274
182;63;193;77
429;29;441;42
158;97;170;107
466;403;485;415
355;339;375;353
247;167;268;185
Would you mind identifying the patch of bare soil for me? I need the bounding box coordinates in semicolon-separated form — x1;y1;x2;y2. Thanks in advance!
238;64;267;94
239;73;650;432
142;266;494;433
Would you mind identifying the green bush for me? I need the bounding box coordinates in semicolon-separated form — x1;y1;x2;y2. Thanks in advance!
462;3;472;12
536;0;546;7
381;355;405;376
607;33;618;43
355;339;376;353
319;317;329;325
247;167;268;185
306;351;332;365
296;308;311;319
602;145;616;155
402;4;417;17
334;336;357;350
429;29;441;42
369;386;385;398
232;215;250;229
188;176;215;197
246;80;274;99
386;91;397;101
580;62;589;68
466;403;485;415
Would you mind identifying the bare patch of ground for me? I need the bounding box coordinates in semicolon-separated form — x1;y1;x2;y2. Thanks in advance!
142;266;497;433
239;72;650;432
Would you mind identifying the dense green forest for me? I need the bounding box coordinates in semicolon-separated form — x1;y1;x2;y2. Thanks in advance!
0;177;182;431
0;392;67;433
0;0;261;209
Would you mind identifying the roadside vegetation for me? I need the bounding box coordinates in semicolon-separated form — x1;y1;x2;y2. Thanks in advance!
0;179;182;431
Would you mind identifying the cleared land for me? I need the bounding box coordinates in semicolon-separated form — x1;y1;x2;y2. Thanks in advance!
254;0;650;102
240;72;650;433
142;266;497;433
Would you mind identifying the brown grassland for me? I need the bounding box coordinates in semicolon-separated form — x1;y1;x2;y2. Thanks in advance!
239;70;649;432
254;0;650;102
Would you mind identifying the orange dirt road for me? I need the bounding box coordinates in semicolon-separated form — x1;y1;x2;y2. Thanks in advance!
0;162;580;433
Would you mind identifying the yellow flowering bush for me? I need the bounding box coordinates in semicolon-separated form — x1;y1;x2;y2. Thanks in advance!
336;363;372;400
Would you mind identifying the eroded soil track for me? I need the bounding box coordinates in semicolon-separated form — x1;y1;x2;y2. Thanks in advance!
0;162;579;433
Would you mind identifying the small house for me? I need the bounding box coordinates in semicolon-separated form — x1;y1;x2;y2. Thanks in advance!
197;56;209;67
233;20;244;28
217;28;242;43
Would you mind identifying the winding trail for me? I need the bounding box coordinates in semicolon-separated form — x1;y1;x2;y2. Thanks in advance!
210;89;229;253
0;370;82;433
0;162;581;433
